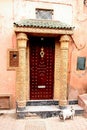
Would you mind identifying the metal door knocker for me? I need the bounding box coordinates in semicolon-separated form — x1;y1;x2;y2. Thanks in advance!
40;47;45;58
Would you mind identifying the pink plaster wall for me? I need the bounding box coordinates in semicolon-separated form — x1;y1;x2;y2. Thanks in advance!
0;0;16;108
68;0;87;100
0;0;87;107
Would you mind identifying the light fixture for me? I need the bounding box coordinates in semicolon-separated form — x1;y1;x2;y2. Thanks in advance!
41;37;44;41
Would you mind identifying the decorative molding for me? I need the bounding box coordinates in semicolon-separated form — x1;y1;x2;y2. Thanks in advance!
14;27;73;35
17;33;28;41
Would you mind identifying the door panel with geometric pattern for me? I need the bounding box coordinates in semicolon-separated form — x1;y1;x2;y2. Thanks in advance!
30;37;55;100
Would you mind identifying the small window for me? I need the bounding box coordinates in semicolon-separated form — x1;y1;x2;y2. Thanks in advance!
36;9;53;20
7;49;19;70
77;57;86;70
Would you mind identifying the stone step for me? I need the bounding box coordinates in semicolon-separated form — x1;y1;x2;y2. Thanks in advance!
26;100;59;106
78;94;87;118
26;100;78;106
17;104;84;119
78;94;87;107
25;105;60;118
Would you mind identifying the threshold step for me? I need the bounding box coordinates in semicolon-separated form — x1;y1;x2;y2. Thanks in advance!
26;100;58;106
17;105;84;118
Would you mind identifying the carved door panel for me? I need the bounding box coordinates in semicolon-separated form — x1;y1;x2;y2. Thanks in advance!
30;37;55;100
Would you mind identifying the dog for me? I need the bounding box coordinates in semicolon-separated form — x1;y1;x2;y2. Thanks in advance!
59;106;75;121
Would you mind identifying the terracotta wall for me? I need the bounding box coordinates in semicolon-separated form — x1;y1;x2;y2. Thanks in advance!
68;0;87;100
0;0;17;108
0;0;87;107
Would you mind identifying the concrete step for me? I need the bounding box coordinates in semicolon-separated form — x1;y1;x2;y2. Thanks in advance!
78;94;87;117
17;104;84;119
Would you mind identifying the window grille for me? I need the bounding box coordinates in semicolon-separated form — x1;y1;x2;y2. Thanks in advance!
36;9;53;20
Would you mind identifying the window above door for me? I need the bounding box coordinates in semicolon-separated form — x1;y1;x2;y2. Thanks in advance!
36;8;53;20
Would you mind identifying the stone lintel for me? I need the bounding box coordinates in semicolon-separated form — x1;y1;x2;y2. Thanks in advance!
14;27;73;36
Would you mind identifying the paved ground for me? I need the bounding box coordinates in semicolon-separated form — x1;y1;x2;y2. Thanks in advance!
0;110;87;130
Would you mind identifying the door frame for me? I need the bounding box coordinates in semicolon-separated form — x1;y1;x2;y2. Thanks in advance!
15;20;73;107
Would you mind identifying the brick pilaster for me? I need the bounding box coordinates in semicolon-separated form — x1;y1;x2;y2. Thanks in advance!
59;35;71;108
16;33;28;109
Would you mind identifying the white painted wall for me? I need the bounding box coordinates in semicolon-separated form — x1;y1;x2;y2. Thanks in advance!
14;0;73;25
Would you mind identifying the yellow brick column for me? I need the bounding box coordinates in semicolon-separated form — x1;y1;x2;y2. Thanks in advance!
59;35;70;108
16;33;28;110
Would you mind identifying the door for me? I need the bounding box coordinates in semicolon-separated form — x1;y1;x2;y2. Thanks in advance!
30;37;55;100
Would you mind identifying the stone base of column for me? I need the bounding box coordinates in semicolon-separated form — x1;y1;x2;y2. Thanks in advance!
16;101;26;119
17;111;26;119
59;100;68;109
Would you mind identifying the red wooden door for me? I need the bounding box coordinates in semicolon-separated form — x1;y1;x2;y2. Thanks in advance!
30;37;55;100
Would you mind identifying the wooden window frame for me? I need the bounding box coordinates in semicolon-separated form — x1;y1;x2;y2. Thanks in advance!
0;94;11;109
7;49;19;70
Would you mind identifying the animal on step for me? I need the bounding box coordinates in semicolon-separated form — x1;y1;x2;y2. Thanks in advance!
59;106;75;121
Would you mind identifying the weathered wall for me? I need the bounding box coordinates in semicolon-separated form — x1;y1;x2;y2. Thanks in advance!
68;0;87;100
0;0;16;108
14;0;72;24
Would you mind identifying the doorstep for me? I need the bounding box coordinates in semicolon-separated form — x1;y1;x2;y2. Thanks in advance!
17;104;84;119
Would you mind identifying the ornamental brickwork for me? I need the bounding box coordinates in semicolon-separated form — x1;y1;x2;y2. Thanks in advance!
16;33;28;108
59;35;71;107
